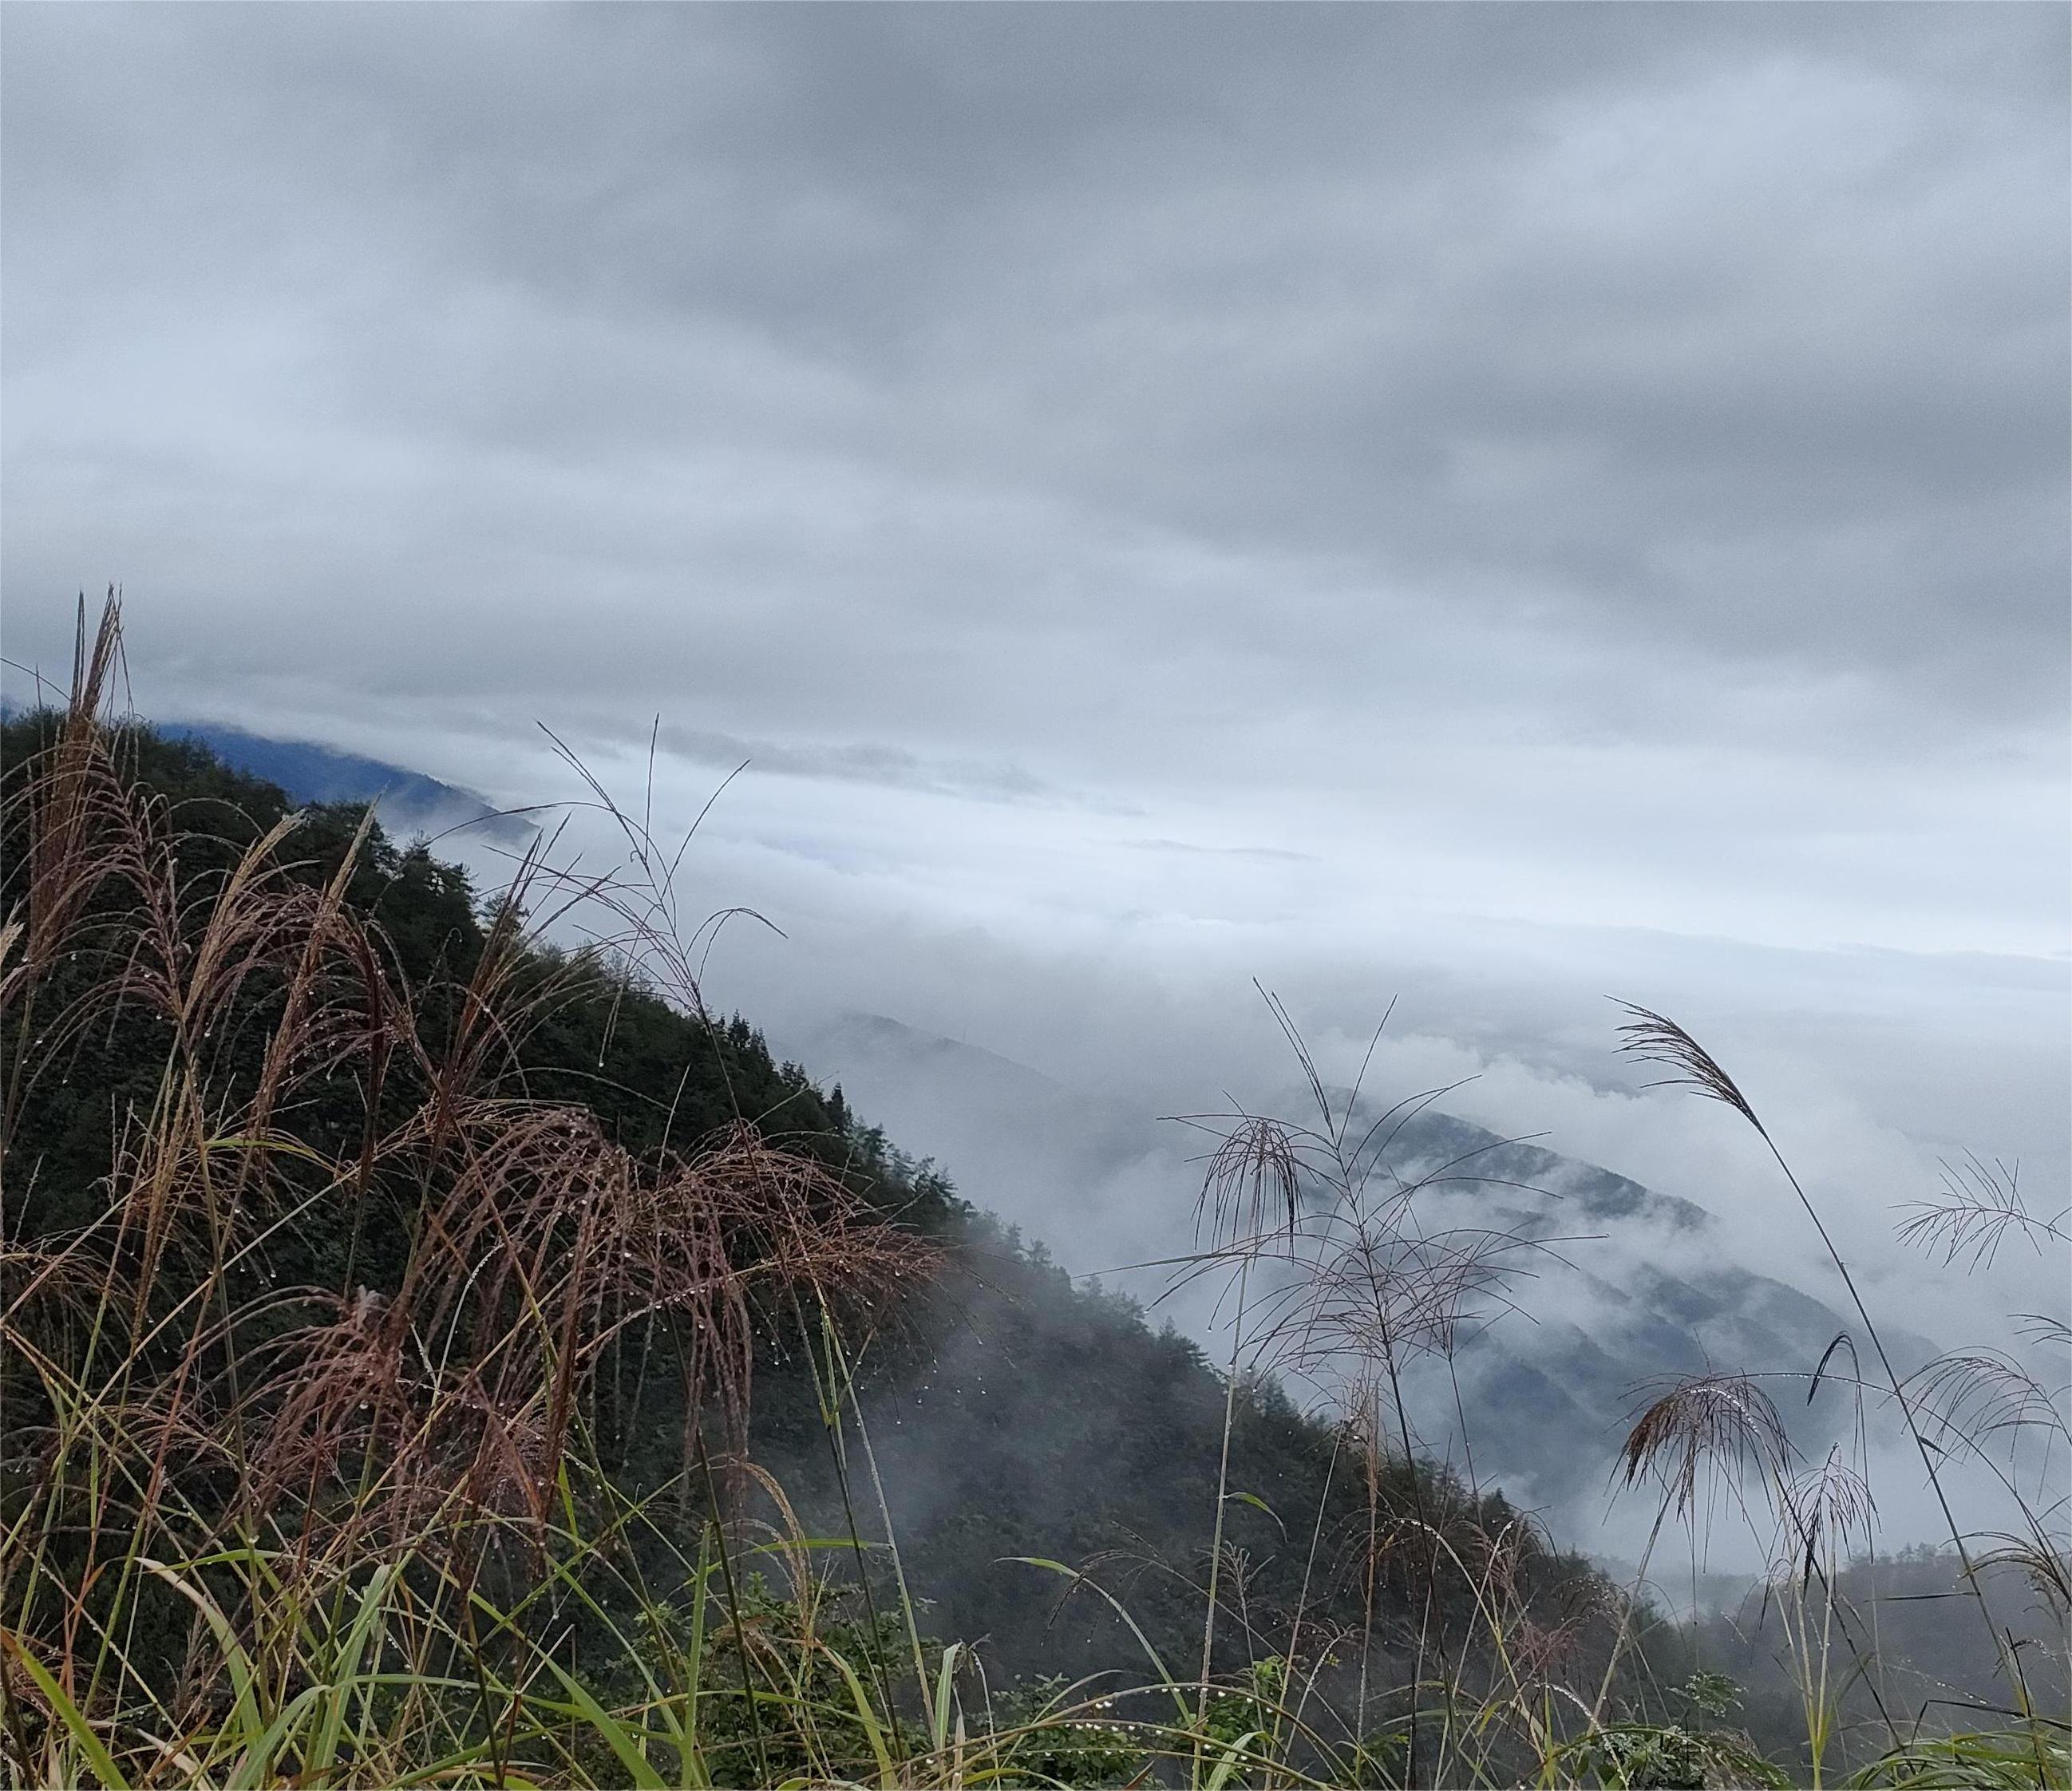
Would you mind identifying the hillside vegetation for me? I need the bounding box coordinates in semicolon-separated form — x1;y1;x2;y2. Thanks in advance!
2;600;2063;1787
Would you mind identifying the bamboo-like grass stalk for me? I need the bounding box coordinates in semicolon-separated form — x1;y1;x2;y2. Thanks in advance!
1613;1002;2030;1714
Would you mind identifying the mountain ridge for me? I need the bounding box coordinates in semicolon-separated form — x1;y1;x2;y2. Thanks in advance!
781;1010;1940;1513
155;719;540;848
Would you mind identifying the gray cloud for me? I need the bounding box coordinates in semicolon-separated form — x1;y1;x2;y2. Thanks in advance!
1125;838;1317;864
6;6;2063;719
654;722;1054;804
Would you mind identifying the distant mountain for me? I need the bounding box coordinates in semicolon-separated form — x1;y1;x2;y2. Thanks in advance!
781;1012;1940;1516
1354;1111;1941;1508
156;722;538;849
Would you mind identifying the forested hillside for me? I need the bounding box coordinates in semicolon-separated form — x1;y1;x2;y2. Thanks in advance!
1;705;1603;1666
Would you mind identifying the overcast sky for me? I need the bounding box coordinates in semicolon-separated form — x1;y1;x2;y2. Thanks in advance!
4;6;2067;1354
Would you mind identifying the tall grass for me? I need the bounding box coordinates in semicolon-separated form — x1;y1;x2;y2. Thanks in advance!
1609;1011;2068;1786
2;592;2062;1787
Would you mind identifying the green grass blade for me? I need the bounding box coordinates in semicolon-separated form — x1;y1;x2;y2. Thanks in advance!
223;1684;328;1791
1003;1558;1194;1725
137;1556;266;1758
0;1633;133;1790
931;1639;963;1757
1206;1730;1267;1790
541;1658;670;1789
306;1562;400;1779
820;1643;896;1788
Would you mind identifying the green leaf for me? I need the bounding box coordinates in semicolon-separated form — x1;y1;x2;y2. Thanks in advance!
1227;1490;1287;1540
1207;1730;1267;1790
820;1643;897;1788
